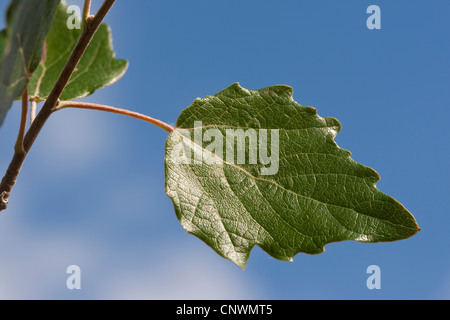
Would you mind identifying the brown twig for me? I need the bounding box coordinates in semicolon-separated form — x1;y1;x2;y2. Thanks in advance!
0;0;117;212
14;86;29;155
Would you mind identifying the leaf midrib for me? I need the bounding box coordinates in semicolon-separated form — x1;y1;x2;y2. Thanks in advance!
174;129;416;233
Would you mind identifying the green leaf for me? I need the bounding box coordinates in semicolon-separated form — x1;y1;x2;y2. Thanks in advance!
0;30;6;58
0;0;60;127
28;1;128;101
165;83;420;269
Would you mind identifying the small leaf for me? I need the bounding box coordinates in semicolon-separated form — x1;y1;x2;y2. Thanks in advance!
0;0;60;127
28;1;128;101
165;83;420;269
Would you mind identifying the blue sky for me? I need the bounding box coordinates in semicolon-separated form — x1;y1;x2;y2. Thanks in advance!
0;0;448;299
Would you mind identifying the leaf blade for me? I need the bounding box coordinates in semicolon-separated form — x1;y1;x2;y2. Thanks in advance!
0;0;60;127
165;83;419;268
28;1;128;102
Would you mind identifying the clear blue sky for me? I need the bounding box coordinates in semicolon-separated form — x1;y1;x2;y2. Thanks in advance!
0;0;448;299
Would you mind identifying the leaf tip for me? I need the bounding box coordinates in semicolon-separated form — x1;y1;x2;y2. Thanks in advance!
276;84;294;98
304;106;317;114
259;84;294;100
226;82;250;96
325;116;342;134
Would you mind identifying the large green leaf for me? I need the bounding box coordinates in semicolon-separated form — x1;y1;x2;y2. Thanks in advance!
28;1;128;101
0;0;60;127
165;83;420;269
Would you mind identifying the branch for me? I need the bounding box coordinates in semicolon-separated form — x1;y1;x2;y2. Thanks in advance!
14;86;29;155
0;0;117;212
57;102;174;133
